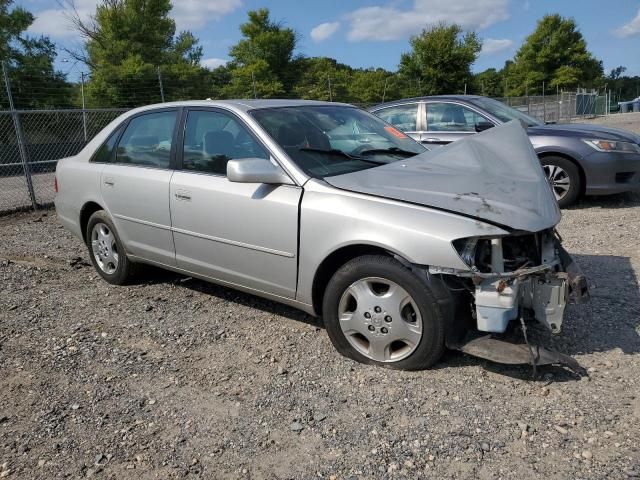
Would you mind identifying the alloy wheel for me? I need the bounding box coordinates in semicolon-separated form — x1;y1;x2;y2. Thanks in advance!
337;277;423;362
543;164;571;201
91;222;119;274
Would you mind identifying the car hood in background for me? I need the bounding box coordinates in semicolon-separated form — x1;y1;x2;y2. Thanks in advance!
325;121;561;232
528;123;640;143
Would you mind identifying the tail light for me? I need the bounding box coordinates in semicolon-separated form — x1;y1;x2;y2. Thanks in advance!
54;175;58;194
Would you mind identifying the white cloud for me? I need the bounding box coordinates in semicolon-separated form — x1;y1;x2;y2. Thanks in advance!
480;38;513;55
28;0;99;39
310;22;340;42
346;0;510;42
614;8;640;38
201;57;227;69
172;0;242;31
26;0;242;39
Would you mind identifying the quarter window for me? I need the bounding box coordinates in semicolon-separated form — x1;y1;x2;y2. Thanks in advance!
91;126;122;163
116;110;177;168
426;103;490;132
182;110;268;176
375;104;419;132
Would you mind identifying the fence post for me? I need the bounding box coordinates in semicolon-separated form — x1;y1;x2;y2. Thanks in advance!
81;72;88;141
2;61;37;211
157;66;165;102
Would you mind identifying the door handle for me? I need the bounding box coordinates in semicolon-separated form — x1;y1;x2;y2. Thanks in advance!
174;190;192;201
421;138;442;143
103;178;115;187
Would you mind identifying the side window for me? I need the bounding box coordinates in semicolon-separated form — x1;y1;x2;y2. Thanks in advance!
91;126;122;163
375;104;419;132
182;110;269;176
116;110;177;168
426;103;490;132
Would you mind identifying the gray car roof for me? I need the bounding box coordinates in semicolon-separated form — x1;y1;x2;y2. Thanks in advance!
129;99;353;114
370;95;484;110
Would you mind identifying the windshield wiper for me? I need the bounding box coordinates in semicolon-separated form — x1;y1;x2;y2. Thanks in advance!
357;147;419;157
298;147;387;165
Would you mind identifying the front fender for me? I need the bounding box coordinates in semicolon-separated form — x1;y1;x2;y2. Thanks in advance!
296;180;508;306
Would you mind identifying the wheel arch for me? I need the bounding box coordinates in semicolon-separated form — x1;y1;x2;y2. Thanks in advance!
79;201;105;243
537;151;587;196
311;243;409;317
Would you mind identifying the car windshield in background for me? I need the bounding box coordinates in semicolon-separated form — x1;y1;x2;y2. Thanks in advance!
469;97;542;127
250;106;426;178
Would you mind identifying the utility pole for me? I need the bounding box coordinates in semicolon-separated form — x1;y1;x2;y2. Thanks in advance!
251;71;257;99
327;73;332;101
382;76;388;103
80;72;87;141
157;66;165;102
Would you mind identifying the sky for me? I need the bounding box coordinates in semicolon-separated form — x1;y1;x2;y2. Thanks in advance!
16;0;640;80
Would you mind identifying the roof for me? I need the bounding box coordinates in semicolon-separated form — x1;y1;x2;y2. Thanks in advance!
127;99;353;114
369;95;484;110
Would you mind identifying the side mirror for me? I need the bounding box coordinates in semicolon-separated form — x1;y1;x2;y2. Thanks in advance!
475;121;495;133
227;158;292;185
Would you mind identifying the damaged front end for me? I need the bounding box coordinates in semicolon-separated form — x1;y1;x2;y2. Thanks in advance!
430;228;590;374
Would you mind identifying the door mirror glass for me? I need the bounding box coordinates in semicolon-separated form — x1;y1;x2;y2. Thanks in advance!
227;158;292;185
475;121;495;132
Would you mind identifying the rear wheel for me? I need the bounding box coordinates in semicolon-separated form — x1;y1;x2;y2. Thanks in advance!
86;210;136;285
541;156;581;207
322;255;446;370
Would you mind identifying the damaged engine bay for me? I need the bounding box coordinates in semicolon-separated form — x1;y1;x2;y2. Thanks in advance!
430;228;590;375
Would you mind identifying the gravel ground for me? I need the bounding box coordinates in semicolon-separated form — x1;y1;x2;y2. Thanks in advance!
580;112;640;135
1;193;639;479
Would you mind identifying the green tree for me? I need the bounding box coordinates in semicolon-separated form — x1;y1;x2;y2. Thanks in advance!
222;8;298;98
72;0;209;107
503;14;603;95
473;68;504;97
0;0;72;109
398;23;481;96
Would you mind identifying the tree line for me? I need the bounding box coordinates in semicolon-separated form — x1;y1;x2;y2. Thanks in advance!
1;0;638;110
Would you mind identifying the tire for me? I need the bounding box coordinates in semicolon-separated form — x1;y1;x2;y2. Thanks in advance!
85;210;136;285
540;156;581;208
322;255;446;370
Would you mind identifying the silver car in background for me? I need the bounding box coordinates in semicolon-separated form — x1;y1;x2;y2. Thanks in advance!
54;100;589;371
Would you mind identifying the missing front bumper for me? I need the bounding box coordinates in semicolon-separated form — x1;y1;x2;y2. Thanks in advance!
455;335;586;376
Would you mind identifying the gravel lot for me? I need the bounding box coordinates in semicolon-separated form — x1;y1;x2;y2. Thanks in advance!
1;193;639;479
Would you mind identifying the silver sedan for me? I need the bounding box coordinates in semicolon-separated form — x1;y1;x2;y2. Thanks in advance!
54;100;589;371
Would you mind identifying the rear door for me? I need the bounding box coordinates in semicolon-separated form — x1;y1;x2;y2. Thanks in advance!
100;108;179;266
169;107;301;298
372;102;422;142
423;102;494;146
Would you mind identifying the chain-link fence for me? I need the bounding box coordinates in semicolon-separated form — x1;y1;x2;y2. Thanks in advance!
0;109;126;213
0;57;614;214
498;92;608;123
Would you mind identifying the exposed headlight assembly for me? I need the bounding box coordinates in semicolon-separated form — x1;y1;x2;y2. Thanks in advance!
582;138;640;154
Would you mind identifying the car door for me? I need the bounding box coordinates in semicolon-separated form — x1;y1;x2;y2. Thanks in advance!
169;107;301;298
372;102;422;142
423;102;495;147
100;108;179;266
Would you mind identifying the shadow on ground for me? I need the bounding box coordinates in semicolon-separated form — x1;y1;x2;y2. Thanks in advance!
135;252;639;381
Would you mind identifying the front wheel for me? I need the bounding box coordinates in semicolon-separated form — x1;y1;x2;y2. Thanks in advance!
322;255;446;370
541;156;581;208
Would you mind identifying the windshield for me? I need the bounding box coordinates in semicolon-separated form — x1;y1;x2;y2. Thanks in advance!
469;97;542;127
250;106;426;178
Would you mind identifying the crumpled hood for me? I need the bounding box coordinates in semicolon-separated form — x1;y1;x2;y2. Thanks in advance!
325;121;561;232
528;123;640;143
